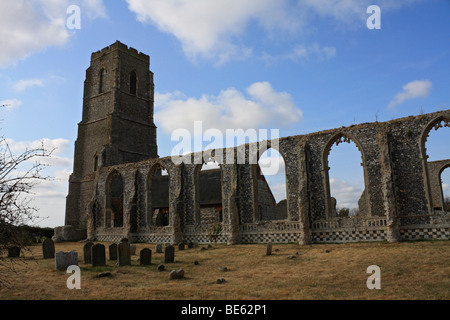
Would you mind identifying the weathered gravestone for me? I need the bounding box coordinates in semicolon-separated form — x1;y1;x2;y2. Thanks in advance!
178;243;185;251
118;241;131;266
83;242;94;264
109;243;118;260
164;245;175;263
55;251;78;271
42;239;55;259
155;244;163;253
140;248;152;266
92;244;106;267
266;242;273;256
7;246;21;258
188;242;194;249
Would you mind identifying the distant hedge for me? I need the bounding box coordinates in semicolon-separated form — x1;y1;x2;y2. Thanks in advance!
0;224;54;246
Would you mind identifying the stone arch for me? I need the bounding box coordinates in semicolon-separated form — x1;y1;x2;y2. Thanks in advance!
419;116;450;213
255;145;288;221
193;159;223;226
147;162;170;227
106;170;124;228
322;132;370;219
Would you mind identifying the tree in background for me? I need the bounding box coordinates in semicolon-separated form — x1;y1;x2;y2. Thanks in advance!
0;105;53;286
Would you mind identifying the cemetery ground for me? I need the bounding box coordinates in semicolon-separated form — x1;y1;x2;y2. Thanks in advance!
0;240;449;300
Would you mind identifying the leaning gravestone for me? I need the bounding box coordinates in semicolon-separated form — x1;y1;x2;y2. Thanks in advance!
155;244;163;253
164;245;175;263
109;243;118;260
266;242;273;256
42;239;55;259
83;242;94;264
140;248;152;266
7;246;21;258
118;241;131;266
92;244;106;267
55;251;78;271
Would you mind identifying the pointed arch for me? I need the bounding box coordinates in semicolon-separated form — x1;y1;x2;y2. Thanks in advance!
194;160;223;225
322;132;370;219
419;116;450;213
106;170;124;228
255;146;288;221
147;162;170;227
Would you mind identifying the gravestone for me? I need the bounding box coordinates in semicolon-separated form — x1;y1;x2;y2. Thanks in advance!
118;241;131;266
178;243;185;251
169;269;184;280
55;251;78;271
42;239;55;259
109;243;118;260
140;248;152;266
7;246;20;258
92;244;106;267
155;244;163;253
266;242;273;256
164;245;175;263
83;242;94;264
188;242;194;249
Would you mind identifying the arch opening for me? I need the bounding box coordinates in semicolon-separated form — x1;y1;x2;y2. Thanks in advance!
147;164;169;227
324;134;368;218
257;148;287;221
106;171;124;228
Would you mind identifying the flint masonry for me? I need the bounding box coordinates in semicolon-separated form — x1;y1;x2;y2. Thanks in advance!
54;41;450;245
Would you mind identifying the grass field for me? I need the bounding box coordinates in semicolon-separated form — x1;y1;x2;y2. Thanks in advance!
0;240;449;300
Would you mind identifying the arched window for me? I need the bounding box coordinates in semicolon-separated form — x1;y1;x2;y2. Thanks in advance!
147;164;169;227
257;148;287;221
99;68;106;94
324;134;368;218
130;70;137;95
106;171;124;228
196;161;222;225
423;118;450;211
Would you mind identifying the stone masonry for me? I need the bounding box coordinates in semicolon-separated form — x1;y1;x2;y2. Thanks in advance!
59;41;450;245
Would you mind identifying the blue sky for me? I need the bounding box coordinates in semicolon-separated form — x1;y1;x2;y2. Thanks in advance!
0;0;449;227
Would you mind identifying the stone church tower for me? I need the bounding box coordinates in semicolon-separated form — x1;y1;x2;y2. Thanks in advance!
64;41;158;232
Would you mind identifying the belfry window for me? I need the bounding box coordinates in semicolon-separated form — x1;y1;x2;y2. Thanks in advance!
99;68;106;94
130;70;137;95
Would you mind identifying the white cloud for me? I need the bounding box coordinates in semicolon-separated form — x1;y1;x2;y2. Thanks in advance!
155;82;302;134
126;0;418;64
0;98;23;111
330;178;364;209
388;80;432;108
125;0;299;64
0;0;107;68
13;79;45;92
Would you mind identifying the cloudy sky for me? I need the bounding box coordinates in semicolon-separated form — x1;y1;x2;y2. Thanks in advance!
0;0;449;227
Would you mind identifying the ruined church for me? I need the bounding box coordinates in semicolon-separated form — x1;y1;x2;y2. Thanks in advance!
54;41;450;244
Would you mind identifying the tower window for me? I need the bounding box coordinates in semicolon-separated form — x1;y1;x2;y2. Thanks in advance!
99;68;107;94
130;70;137;95
94;155;99;171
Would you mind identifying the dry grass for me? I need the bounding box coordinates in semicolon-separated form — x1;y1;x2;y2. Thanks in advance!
0;240;449;300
